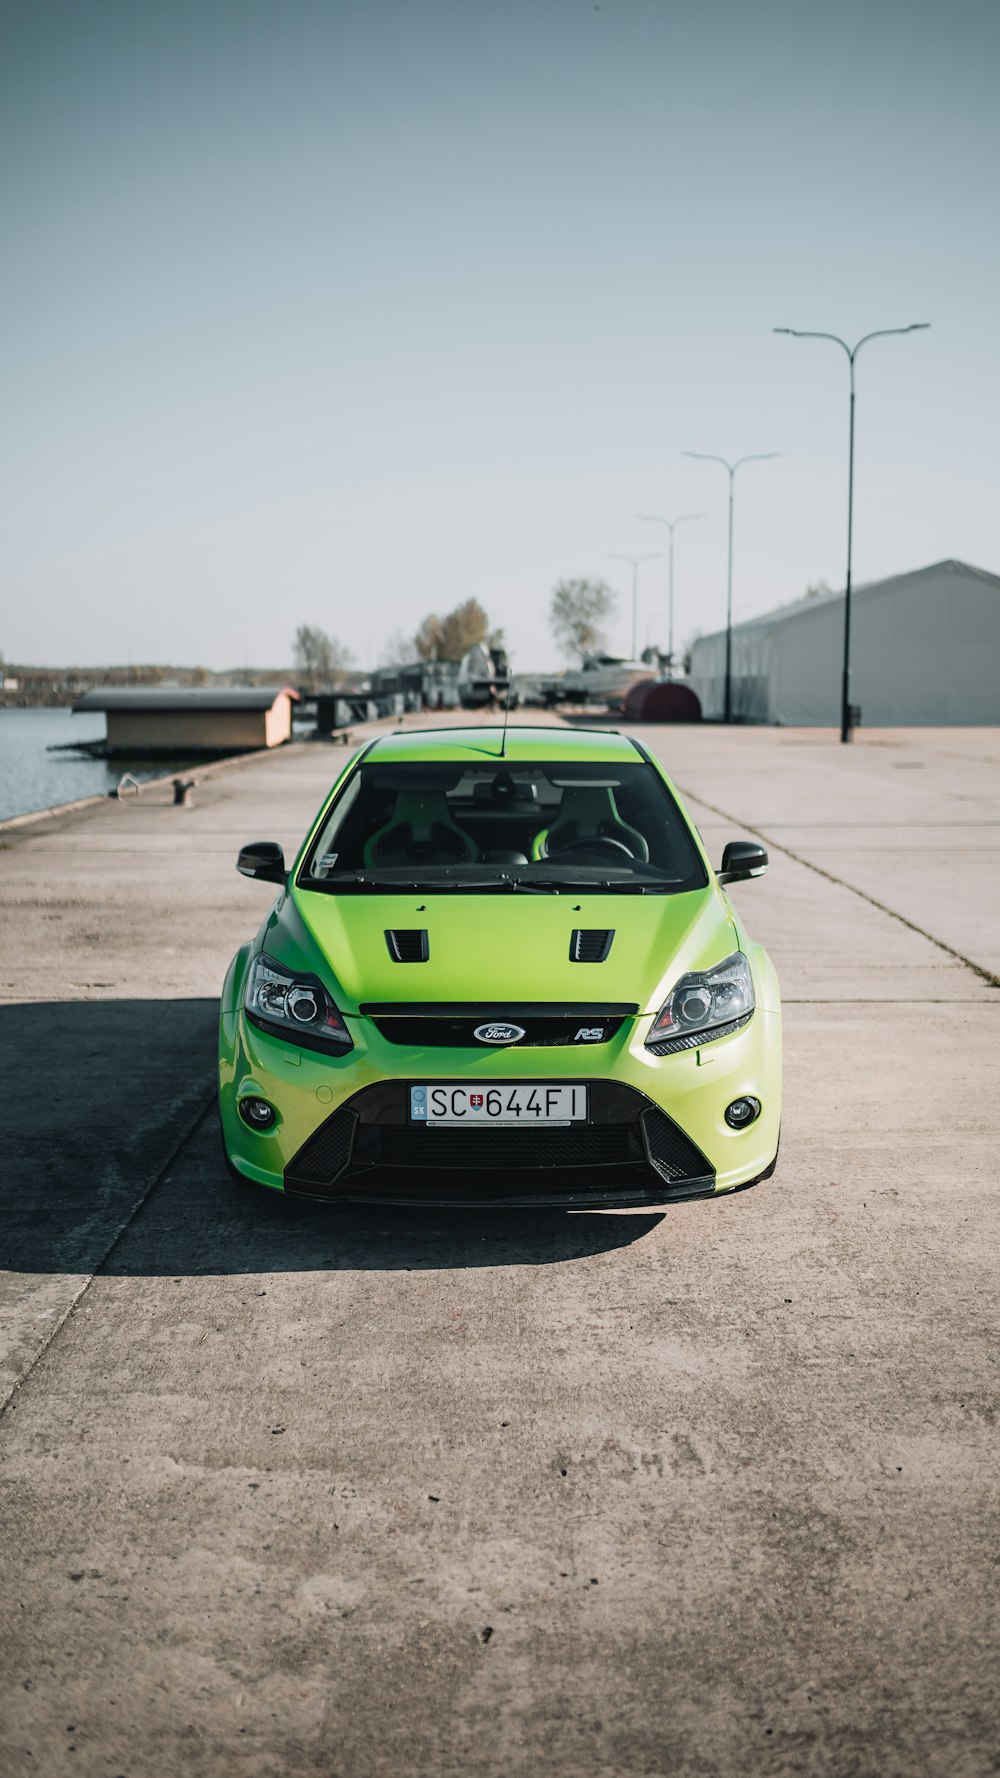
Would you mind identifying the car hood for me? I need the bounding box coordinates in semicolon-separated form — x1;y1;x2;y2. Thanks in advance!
275;885;737;1017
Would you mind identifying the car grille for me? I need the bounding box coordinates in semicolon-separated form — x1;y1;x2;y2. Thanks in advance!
283;1080;713;1201
362;1003;637;1049
367;1122;641;1169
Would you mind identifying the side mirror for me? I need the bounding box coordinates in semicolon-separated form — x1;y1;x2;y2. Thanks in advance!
717;839;768;885
237;841;287;884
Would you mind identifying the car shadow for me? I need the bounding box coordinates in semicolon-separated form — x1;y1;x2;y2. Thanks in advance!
3;999;665;1276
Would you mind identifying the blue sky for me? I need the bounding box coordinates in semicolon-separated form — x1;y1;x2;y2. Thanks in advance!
2;0;998;670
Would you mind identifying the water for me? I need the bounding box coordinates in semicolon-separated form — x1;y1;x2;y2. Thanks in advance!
0;707;194;822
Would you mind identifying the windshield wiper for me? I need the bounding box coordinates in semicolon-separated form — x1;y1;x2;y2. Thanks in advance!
310;871;518;893
305;869;684;895
510;875;683;894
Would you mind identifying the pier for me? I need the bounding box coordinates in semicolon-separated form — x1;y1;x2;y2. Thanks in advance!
1;716;998;1778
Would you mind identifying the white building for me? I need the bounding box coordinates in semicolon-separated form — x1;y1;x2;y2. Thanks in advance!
689;560;1000;726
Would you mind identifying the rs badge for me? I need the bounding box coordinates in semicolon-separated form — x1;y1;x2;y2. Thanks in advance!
574;1027;605;1042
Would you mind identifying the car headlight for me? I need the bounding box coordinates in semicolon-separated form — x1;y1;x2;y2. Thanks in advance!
244;952;353;1054
646;950;754;1054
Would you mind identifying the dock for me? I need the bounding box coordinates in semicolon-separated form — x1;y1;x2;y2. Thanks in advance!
1;716;998;1778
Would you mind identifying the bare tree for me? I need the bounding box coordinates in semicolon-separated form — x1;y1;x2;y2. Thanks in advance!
549;579;616;660
381;627;415;667
326;635;354;688
292;625;328;692
292;625;353;692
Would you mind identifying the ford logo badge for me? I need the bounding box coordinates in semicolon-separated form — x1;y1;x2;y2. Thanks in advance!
473;1022;526;1044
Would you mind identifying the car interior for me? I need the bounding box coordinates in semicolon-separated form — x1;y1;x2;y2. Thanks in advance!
303;762;705;885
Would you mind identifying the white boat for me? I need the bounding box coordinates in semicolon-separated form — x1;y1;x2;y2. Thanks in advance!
546;653;651;708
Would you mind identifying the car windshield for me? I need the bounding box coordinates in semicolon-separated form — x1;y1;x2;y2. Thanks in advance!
298;759;707;894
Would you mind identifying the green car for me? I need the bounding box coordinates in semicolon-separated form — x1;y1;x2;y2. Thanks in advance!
219;725;781;1206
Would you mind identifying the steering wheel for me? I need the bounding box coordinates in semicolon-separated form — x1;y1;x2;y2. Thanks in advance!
550;836;636;862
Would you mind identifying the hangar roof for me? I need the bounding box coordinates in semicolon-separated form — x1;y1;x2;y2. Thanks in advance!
697;559;999;644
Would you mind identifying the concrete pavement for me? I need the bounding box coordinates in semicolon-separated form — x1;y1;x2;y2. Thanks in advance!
1;718;997;1778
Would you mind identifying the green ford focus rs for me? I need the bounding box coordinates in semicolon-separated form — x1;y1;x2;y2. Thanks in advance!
219;725;781;1206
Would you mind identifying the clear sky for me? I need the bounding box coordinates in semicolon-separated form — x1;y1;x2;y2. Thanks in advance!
2;0;997;671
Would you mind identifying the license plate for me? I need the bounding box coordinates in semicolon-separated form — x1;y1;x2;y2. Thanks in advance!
409;1084;587;1126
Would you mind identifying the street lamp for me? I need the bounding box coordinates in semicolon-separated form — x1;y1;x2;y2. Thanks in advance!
609;552;662;659
682;452;779;723
773;323;930;744
636;512;704;675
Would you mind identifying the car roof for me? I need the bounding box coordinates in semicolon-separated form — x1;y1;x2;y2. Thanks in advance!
366;725;644;765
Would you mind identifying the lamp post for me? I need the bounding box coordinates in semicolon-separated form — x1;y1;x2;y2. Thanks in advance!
682;452;779;723
636;512;704;674
773;323;929;743
609;552;662;659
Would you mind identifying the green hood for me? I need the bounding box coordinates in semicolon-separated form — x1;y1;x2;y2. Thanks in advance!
275;885;736;1017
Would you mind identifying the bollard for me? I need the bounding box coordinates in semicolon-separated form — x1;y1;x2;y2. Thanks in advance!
172;778;196;807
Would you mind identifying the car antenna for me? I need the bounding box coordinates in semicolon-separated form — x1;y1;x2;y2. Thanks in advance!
499;678;512;758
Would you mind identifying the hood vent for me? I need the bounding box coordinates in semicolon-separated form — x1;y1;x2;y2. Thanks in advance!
385;929;430;963
570;929;614;963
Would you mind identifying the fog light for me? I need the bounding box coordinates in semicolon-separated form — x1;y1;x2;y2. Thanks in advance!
725;1095;761;1129
239;1096;277;1130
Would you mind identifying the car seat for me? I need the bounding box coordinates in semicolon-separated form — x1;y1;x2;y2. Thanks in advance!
531;785;649;862
363;790;478;868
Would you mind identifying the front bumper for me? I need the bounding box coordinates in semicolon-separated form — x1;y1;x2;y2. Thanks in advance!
220;988;781;1205
281;1078;714;1205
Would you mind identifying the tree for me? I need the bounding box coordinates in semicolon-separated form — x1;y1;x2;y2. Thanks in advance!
549;578;616;660
381;627;415;667
805;580;832;601
293;624;328;689
325;635;354;687
414;614;444;662
414;600;491;662
439;599;489;661
291;625;353;691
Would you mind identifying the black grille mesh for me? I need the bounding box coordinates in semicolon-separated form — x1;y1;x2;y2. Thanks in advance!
369;1122;643;1170
285;1109;356;1187
640;1108;712;1182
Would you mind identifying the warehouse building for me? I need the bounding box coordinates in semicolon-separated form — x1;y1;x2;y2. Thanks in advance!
689;560;1000;726
73;685;299;755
